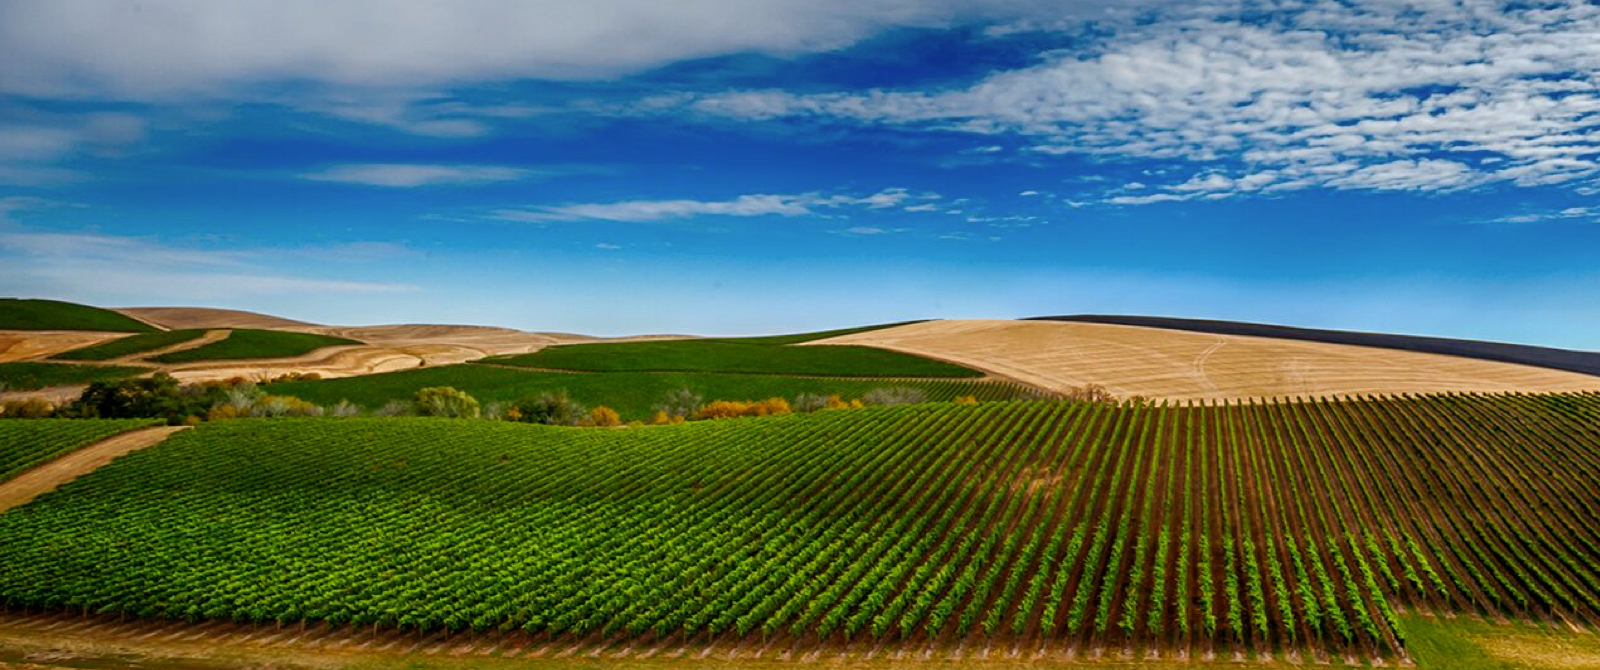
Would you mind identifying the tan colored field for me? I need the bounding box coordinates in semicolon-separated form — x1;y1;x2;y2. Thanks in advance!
114;306;320;332
811;319;1600;400
0;330;127;363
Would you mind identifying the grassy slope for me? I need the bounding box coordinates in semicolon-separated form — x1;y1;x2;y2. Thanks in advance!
0;299;156;333
1403;615;1600;669
0;362;150;391
0;419;161;482
50;329;208;361
265;364;1028;419
490;337;979;377
150;329;359;363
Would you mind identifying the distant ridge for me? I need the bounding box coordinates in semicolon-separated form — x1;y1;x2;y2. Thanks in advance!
1029;315;1600;378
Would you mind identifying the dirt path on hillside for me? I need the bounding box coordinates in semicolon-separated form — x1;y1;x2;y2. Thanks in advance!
0;426;187;513
0;331;130;363
112;329;231;363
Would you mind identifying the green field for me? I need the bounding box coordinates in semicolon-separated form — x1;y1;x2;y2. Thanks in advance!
149;329;359;363
265;364;1031;419
1403;615;1600;669
0;362;150;391
0;299;156;333
50;329;209;361
488;337;979;377
3;393;1598;661
0;419;161;482
731;321;923;345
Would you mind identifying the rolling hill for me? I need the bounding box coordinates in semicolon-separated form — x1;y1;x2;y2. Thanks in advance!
812;319;1600;400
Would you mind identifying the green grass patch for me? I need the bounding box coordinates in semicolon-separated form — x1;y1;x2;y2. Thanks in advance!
50;329;209;361
489;336;977;378
0;419;162;483
1403;614;1600;670
0;362;150;391
150;329;359;363
0;298;156;332
264;364;1030;419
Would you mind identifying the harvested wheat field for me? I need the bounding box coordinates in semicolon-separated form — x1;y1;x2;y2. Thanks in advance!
810;319;1600;399
0;331;129;364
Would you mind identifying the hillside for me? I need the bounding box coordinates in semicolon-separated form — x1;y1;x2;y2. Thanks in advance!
0;299;157;333
812;319;1600;399
490;335;981;377
2;394;1597;663
112;306;321;332
1035;315;1600;377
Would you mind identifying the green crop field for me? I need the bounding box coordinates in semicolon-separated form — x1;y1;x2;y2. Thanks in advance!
488;337;979;377
0;299;156;333
0;362;150;391
731;321;923;345
50;329;209;361
264;364;1032;419
2;392;1598;661
149;329;359;363
0;419;161;482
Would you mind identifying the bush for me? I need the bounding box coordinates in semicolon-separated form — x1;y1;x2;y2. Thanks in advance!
953;395;979;405
1;398;55;418
589;406;622;427
415;386;481;419
649;410;684;426
1063;383;1117;405
62;373;227;424
329;400;361;418
793;393;830;413
653;387;703;420
691;398;792;421
377;399;415;417
511;391;586;426
860;387;928;406
826;394;863;410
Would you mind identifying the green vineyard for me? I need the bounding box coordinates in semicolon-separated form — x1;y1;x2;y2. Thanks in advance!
1;393;1599;661
0;419;162;482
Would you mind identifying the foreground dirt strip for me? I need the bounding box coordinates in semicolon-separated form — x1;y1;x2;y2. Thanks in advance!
0;426;187;513
0;611;1366;670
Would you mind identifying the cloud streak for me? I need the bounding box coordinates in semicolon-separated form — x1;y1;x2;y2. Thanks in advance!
300;163;532;187
495;188;938;222
683;0;1600;201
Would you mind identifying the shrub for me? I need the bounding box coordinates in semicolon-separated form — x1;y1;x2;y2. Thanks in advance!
329;400;361;418
653;387;703;420
481;401;508;421
649;410;684;426
825;394;863;410
415;386;481;419
1063;383;1117;405
953;395;979;405
860;387;928;406
691;398;792;421
793;393;830;413
1;398;55;418
511;391;586;426
377;399;415;417
590;406;622;427
62;373;227;424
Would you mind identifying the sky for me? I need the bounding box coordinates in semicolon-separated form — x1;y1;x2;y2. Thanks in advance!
0;0;1597;347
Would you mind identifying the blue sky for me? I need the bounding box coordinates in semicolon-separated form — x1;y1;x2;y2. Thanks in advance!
1;1;1598;346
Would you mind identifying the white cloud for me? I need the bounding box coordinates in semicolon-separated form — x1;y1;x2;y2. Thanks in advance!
495;188;938;223
0;0;1139;98
0;228;415;300
684;0;1600;201
1489;206;1598;224
299;163;531;187
595;242;623;250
